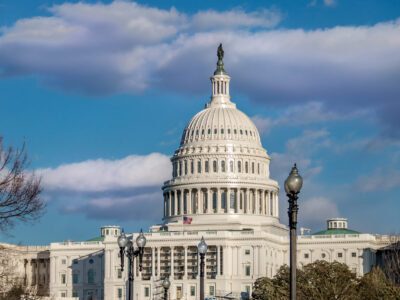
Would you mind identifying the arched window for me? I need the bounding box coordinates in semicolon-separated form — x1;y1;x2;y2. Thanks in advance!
238;161;242;173
257;163;260;175
198;160;202;173
214;128;217;134
205;161;209;173
228;128;231;134
221;128;224;134
179;161;182;176
184;161;188;175
191;160;194;174
221;160;226;172
213;160;217;172
88;269;94;284
252;162;255;174
229;160;234;172
245;162;249;173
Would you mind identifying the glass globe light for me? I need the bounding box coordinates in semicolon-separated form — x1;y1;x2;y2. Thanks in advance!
136;229;147;248
162;276;171;289
117;229;128;248
284;163;303;195
197;236;208;255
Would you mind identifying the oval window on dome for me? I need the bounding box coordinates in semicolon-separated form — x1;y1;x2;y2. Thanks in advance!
240;130;243;135
228;128;231;134
234;129;237;134
221;128;224;134
214;128;217;134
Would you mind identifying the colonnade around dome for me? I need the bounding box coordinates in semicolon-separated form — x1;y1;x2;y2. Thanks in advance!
163;187;279;219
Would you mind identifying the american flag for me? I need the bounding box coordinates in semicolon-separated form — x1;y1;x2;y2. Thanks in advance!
183;216;192;224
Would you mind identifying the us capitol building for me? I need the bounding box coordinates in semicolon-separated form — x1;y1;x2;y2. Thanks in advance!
1;46;397;300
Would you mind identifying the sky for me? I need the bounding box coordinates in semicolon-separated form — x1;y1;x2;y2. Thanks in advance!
1;0;400;245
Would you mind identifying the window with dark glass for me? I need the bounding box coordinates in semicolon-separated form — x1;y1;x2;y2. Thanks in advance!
213;160;217;172
221;160;226;172
191;160;194;174
198;160;201;173
205;161;209;172
245;162;248;173
238;161;242;172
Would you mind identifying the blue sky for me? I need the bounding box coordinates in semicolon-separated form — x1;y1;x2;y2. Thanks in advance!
1;0;400;245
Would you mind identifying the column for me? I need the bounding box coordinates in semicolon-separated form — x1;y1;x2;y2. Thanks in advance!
255;190;259;215
237;246;242;277
169;191;173;217
26;259;32;286
187;189;192;214
157;247;161;278
197;189;201;214
217;188;221;213
207;189;212;213
184;246;188;279
174;190;178;215
261;191;265;215
275;192;279;217
171;247;175;279
180;189;184;215
235;189;239;213
258;247;262;275
152;248;155;278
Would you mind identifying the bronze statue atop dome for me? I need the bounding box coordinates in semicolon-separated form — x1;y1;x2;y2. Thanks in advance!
214;43;227;75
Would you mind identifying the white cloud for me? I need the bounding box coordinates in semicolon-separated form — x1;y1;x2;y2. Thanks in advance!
0;1;400;135
301;197;339;227
252;102;369;135
191;8;281;30
354;168;400;192
37;152;171;221
324;0;337;7
40;152;170;192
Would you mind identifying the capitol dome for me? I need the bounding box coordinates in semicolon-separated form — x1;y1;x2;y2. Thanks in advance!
162;44;284;233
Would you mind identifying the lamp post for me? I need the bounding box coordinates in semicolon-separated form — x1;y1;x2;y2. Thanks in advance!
284;164;303;300
162;276;170;300
117;229;147;300
198;236;208;300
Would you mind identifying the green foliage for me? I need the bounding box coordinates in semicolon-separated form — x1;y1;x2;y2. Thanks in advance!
252;260;400;300
358;267;400;300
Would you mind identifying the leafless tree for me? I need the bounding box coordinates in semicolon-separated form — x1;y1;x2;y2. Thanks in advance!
0;136;44;233
379;239;400;285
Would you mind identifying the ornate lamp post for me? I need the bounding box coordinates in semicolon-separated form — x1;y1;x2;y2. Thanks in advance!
162;276;171;300
117;229;147;300
284;164;303;300
198;236;208;300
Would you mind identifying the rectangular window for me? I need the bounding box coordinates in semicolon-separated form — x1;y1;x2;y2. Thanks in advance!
61;292;66;297
246;286;251;296
213;192;217;212
198;161;201;173
352;252;357;257
209;285;215;296
230;160;234;172
213;160;217;172
190;286;195;296
73;291;78;297
338;252;343;258
221;160;225;172
245;249;250;255
61;259;66;265
73;259;78;264
73;273;78;284
184;161;188;175
176;286;182;299
304;253;309;259
118;288;122;298
61;274;66;284
245;265;251;276
145;287;149;297
191;160;194;174
221;191;226;211
205;161;209;173
118;269;122;279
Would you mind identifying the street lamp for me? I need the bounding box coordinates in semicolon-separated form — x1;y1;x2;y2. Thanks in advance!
284;164;303;300
162;275;170;300
117;229;147;300
198;236;208;300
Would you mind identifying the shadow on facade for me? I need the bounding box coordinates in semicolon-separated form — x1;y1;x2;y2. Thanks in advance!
70;250;104;300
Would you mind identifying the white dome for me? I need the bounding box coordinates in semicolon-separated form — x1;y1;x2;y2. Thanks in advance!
180;106;262;148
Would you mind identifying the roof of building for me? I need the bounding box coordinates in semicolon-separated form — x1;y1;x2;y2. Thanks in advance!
86;236;105;242
312;228;360;235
